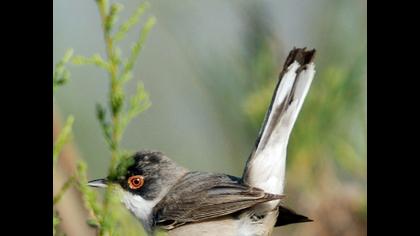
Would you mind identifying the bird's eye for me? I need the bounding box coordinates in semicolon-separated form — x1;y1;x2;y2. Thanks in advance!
128;175;144;190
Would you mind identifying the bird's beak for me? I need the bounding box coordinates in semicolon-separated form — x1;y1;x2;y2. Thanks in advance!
88;178;108;188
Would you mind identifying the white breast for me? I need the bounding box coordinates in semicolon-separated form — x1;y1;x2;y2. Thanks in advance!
166;211;278;236
168;216;238;236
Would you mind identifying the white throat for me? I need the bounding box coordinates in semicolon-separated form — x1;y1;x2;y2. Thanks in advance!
121;191;160;232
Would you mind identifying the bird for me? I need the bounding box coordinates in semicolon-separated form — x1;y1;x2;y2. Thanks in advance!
88;47;316;236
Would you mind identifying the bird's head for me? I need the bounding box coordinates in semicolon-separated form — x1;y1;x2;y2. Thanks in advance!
88;150;187;231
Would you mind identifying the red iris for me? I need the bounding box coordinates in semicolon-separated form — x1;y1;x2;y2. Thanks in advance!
128;175;144;189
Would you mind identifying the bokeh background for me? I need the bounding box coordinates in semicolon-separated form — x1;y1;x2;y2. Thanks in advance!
53;0;366;235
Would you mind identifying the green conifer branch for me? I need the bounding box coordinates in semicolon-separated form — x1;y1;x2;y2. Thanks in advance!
114;2;150;43
53;49;76;235
53;49;73;93
53;116;74;168
71;1;156;235
53;175;76;205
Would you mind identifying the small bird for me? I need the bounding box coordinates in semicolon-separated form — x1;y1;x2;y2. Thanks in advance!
89;47;316;236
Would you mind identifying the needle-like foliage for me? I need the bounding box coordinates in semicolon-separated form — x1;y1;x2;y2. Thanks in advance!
53;49;76;235
71;1;156;235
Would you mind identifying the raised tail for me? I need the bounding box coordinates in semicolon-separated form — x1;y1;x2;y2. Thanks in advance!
242;48;316;198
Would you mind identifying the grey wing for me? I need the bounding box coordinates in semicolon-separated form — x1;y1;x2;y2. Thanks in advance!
242;48;316;199
153;172;283;228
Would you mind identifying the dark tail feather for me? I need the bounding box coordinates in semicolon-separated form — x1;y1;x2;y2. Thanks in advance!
275;206;313;227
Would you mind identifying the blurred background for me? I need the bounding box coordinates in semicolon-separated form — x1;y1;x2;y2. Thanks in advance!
53;0;366;235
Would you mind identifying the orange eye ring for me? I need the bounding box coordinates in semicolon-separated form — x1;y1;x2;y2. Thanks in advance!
128;175;144;190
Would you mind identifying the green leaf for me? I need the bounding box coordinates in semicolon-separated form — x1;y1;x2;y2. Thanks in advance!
121;82;150;132
53;214;60;236
120;71;133;84
105;3;123;34
53;176;76;205
113;2;150;42
76;161;103;219
110;47;122;67
72;54;110;72
130;82;150;111
53;116;74;168
62;49;74;63
86;219;100;228
123;16;156;74
53;49;74;93
110;86;125;116
96;103;113;148
108;153;135;181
